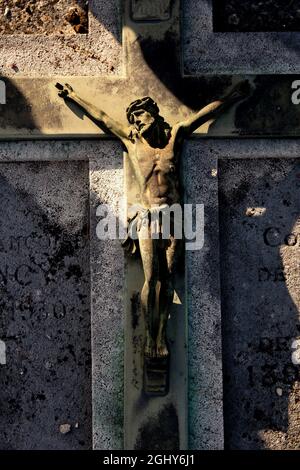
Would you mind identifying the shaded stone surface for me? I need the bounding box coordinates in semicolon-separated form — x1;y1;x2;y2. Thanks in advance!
213;0;300;32
0;161;91;450
184;140;224;450
219;158;300;450
235;76;300;137
135;404;179;450
89;150;125;450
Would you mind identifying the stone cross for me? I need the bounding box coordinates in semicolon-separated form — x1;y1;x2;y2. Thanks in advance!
1;0;300;451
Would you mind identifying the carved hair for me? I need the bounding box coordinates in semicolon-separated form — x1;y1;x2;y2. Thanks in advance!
126;96;159;124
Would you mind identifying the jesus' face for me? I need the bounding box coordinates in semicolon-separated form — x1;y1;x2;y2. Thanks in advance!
131;109;156;135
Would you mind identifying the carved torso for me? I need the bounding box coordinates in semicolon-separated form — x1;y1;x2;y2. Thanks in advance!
126;127;181;207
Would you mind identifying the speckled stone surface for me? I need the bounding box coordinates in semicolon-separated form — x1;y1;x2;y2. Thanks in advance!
0;0;122;77
213;0;300;32
186;138;300;450
0;140;125;449
183;140;223;450
4;0;300;78
89;144;125;450
220;158;300;450
182;0;300;73
0;160;91;449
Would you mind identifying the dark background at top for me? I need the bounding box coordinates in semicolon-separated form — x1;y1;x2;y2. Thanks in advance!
213;0;300;32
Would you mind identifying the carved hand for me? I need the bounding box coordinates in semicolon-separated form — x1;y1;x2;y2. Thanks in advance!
55;82;75;99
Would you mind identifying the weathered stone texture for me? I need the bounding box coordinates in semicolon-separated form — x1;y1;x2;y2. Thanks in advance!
0;160;91;449
0;0;121;77
220;158;300;450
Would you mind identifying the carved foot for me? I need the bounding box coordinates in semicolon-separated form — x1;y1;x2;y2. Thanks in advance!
156;336;169;358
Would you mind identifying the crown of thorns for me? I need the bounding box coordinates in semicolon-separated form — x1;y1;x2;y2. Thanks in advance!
126;97;159;124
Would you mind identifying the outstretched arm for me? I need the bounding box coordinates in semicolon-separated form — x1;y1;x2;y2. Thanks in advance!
177;80;250;135
56;83;129;142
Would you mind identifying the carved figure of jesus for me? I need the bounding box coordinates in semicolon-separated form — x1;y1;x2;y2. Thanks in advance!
57;81;248;359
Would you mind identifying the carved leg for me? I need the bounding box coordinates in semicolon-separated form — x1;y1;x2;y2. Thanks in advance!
157;277;173;357
141;279;157;357
157;238;181;357
139;236;158;358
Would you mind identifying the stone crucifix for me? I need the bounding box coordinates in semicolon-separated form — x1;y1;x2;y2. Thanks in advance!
0;0;260;450
56;81;248;365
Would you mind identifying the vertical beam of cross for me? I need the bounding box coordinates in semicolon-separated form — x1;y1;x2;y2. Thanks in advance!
122;0;188;451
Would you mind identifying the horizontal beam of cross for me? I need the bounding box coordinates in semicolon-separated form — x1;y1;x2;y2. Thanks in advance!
0;1;299;139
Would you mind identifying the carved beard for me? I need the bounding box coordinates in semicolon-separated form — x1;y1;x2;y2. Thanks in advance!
129;116;171;148
139;117;170;148
139;120;156;138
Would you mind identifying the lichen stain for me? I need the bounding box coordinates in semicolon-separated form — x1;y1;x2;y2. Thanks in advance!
134;403;179;450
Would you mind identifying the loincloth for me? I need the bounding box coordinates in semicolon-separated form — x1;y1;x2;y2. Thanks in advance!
121;204;179;255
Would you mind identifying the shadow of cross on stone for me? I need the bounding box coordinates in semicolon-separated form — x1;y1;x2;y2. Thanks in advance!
2;0;300;453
